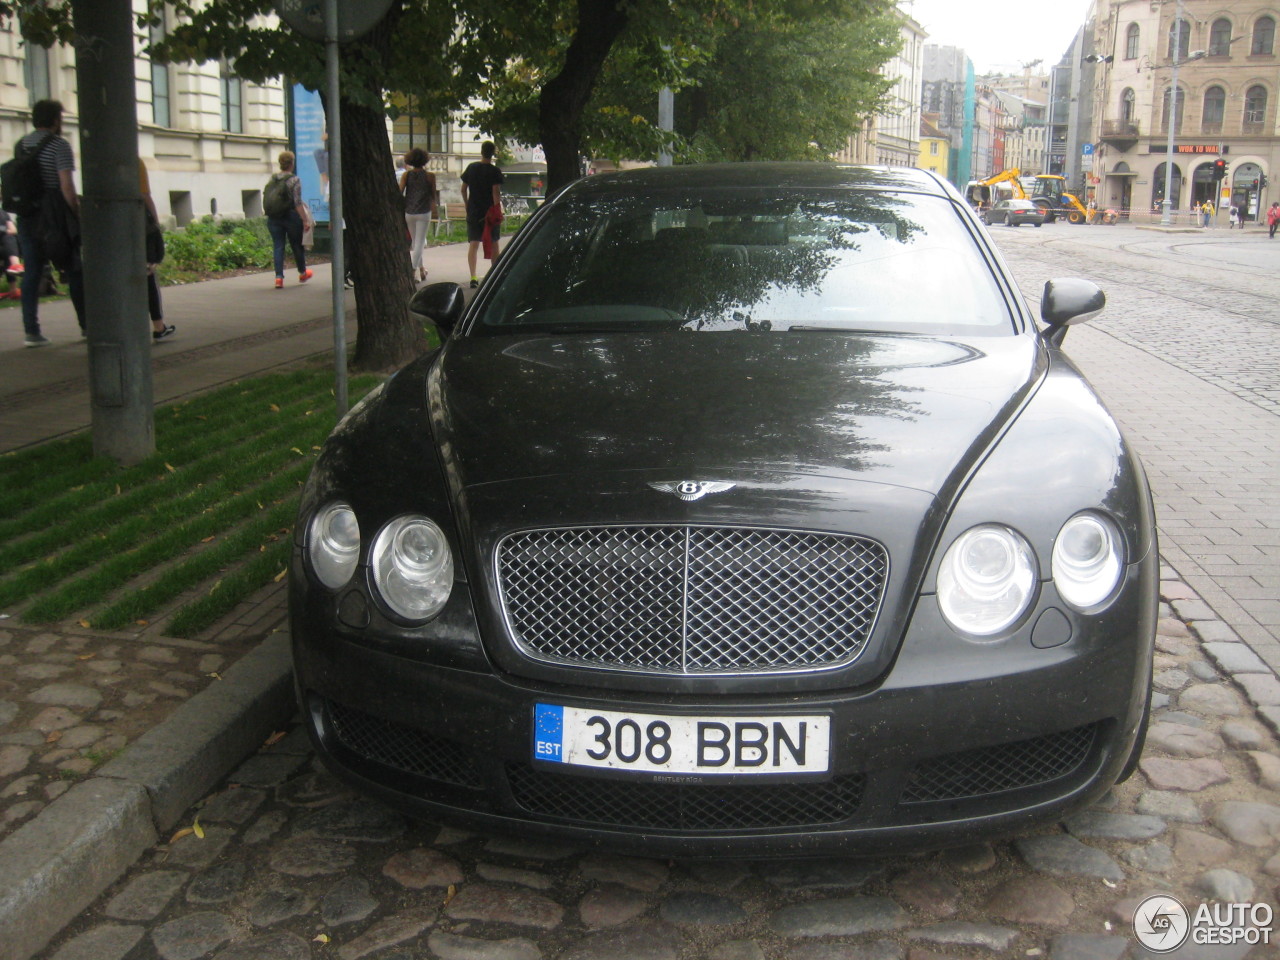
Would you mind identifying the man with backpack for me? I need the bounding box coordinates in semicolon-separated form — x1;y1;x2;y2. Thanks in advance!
6;99;84;347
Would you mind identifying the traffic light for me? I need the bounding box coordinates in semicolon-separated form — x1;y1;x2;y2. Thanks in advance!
1264;175;1271;189
1212;158;1227;181
1253;178;1260;190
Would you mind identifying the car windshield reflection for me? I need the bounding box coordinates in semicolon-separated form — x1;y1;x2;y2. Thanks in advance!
474;190;1015;338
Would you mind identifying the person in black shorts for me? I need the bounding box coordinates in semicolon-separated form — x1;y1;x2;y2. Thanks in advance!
459;140;504;288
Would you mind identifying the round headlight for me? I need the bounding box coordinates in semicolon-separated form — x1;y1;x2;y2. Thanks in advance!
938;524;1037;636
1053;513;1123;610
371;515;454;621
308;501;361;589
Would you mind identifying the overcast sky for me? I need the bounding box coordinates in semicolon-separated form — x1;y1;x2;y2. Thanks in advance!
900;0;1093;76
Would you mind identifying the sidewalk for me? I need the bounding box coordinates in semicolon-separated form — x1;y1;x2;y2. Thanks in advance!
0;241;476;453
0;240;477;960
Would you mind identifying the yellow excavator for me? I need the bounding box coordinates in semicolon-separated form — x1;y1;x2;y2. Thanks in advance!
1029;174;1090;224
964;169;1028;208
965;169;1091;224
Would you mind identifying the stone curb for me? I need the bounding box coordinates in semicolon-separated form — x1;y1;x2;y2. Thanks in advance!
0;633;294;960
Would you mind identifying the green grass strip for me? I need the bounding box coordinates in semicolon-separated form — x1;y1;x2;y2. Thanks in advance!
92;503;296;631
0;378;325;521
0;394;336;568
153;539;293;638
19;470;306;620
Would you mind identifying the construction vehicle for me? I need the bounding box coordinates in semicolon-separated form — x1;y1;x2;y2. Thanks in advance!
964;169;1028;209
1028;174;1090;224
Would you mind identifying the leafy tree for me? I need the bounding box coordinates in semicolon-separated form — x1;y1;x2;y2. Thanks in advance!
145;0;505;372
473;0;901;188
679;4;902;162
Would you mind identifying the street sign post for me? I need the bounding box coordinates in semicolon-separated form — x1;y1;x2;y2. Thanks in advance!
273;0;393;419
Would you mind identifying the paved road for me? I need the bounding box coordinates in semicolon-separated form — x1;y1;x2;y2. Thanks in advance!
25;225;1280;960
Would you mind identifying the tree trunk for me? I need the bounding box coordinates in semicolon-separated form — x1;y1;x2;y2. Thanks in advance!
336;4;423;372
538;0;630;197
341;97;422;371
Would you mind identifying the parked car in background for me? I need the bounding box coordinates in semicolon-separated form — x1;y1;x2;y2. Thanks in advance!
292;163;1157;858
984;198;1046;227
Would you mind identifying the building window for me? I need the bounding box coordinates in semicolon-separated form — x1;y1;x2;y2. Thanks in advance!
1253;16;1275;56
1168;18;1190;60
1208;18;1232;57
1125;23;1140;60
148;17;170;127
220;64;242;133
1161;85;1186;133
930;141;939;155
23;42;50;104
1202;86;1225;132
1244;85;1268;128
1121;87;1135;122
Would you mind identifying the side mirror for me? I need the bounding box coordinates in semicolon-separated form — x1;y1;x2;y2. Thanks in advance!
409;282;465;333
1040;278;1105;345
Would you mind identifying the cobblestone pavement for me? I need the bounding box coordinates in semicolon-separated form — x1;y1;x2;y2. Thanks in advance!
0;583;286;840
24;225;1280;959
29;576;1280;960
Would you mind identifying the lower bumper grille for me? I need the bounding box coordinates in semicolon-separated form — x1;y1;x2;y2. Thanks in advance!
326;699;482;789
506;763;864;830
900;724;1097;804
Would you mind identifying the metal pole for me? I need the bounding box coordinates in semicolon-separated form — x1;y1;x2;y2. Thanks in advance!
72;0;154;464
1161;0;1182;226
657;88;673;167
325;0;348;418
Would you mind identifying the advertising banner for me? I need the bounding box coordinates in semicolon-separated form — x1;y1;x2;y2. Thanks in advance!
292;84;330;224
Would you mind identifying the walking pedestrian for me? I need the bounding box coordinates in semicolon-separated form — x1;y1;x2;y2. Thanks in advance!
1229;203;1240;229
140;160;173;341
399;148;436;282
14;99;84;347
0;209;23;297
263;151;313;289
1201;200;1213;228
1268;201;1280;239
460;140;504;289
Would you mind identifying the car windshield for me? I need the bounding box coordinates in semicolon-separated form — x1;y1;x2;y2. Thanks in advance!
472;187;1014;337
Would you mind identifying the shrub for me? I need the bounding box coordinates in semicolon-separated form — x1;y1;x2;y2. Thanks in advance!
163;215;273;272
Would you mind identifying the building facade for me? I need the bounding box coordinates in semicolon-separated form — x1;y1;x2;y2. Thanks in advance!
1089;0;1279;221
918;114;950;178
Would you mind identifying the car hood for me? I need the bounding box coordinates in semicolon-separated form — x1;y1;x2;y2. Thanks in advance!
429;332;1043;496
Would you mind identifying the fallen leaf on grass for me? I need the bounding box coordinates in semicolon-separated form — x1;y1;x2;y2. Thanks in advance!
273;568;288;583
115;484;121;495
207;672;221;680
290;447;304;456
313;934;330;944
136;620;149;627
78;619;90;629
270;403;281;413
169;826;194;844
209;580;222;595
263;730;287;748
46;730;62;744
77;653;95;661
164;463;175;473
192;816;205;839
201;536;215;543
443;884;457;906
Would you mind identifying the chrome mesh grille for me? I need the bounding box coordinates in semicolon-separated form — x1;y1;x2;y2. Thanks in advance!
497;526;887;674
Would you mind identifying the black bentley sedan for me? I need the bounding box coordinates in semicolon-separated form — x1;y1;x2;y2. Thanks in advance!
291;163;1157;857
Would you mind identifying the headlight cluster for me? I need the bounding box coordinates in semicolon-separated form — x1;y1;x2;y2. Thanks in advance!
938;513;1123;636
306;503;453;622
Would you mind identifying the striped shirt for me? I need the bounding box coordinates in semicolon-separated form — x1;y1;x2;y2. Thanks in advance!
18;129;75;192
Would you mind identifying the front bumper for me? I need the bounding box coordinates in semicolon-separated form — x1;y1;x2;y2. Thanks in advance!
291;562;1155;858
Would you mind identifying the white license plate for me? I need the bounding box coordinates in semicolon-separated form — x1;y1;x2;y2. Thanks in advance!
533;704;830;775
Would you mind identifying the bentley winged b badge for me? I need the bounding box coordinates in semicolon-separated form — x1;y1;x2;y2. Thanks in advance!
648;480;737;502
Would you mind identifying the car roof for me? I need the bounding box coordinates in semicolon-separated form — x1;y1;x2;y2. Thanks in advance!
563;162;954;200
